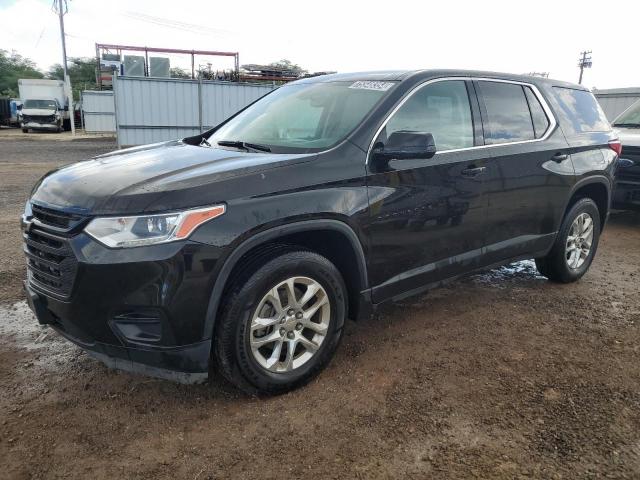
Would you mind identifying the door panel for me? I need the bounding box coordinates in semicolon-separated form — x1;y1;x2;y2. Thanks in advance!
364;79;489;302
366;150;489;301
474;80;574;263
481;133;575;262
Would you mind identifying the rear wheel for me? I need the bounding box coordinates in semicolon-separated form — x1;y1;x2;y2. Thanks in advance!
535;198;600;283
214;249;346;395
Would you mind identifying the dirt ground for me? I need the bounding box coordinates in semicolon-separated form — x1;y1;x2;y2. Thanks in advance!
1;131;639;479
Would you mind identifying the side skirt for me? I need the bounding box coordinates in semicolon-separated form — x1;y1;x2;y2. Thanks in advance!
358;248;551;319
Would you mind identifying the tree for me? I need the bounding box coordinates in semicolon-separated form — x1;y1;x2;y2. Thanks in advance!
268;59;307;76
170;67;192;79
47;57;97;100
0;50;44;97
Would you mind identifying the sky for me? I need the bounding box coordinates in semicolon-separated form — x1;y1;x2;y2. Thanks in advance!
1;0;638;90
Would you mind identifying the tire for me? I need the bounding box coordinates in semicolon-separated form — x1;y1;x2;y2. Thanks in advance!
535;198;600;283
22;128;28;133
214;248;347;395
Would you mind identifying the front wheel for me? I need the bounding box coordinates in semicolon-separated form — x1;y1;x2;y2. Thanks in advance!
535;198;600;283
214;249;347;395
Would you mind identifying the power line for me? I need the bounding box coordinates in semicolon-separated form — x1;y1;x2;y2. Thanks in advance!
123;11;232;37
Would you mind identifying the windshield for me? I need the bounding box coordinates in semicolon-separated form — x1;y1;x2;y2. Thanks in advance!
24;99;57;110
613;100;640;126
207;81;394;153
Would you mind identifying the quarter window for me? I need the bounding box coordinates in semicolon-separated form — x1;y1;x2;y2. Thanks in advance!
552;87;610;135
524;86;550;138
381;80;474;151
478;81;535;144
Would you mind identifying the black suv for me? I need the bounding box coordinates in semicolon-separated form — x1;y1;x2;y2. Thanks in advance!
22;70;619;394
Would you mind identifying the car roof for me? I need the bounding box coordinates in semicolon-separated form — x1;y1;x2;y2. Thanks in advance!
293;69;586;91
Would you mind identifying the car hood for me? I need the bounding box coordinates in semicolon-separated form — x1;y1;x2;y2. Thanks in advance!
22;108;57;116
30;141;314;215
615;127;640;147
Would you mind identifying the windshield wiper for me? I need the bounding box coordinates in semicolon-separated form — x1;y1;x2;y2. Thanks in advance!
613;123;640;128
217;140;271;153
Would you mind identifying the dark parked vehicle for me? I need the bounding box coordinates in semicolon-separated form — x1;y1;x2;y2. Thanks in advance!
0;97;11;126
22;70;620;394
612;100;640;210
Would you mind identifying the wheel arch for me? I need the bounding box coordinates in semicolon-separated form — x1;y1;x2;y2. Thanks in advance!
202;219;369;341
564;176;611;231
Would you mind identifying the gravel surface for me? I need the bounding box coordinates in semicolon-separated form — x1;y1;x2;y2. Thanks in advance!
1;132;639;479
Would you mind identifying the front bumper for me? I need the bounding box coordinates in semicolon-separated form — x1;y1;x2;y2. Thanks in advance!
26;281;210;382
23;216;224;382
22;121;60;131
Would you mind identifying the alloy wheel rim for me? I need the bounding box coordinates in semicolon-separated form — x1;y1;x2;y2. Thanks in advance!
249;276;331;373
566;212;594;269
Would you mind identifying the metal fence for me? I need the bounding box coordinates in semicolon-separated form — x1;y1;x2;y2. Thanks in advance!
82;91;115;133
112;76;276;146
594;87;640;122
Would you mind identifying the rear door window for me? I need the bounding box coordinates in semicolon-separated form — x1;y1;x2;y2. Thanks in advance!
477;81;535;144
552;87;610;135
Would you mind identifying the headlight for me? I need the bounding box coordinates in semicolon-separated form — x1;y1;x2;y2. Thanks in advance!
84;205;225;248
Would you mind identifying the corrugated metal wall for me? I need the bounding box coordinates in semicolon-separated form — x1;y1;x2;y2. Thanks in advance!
594;88;640;122
113;76;276;146
82;91;115;132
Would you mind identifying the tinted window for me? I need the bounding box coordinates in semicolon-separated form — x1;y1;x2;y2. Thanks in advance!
552;87;610;135
612;99;640;126
383;80;473;151
23;99;57;109
478;81;534;144
524;87;550;138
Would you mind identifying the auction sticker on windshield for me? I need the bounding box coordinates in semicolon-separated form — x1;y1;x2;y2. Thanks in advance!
349;81;395;91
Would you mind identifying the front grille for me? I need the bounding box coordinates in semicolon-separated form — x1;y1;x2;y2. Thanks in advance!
619;145;640;182
23;114;56;124
24;204;87;299
32;204;85;231
621;145;640;157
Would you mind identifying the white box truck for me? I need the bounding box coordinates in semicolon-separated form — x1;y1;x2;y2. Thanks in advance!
18;79;70;133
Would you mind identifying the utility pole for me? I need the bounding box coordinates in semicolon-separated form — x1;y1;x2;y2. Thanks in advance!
54;0;75;135
578;50;592;85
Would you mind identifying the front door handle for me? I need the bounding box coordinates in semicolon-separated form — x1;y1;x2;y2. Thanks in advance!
551;152;569;162
461;166;486;177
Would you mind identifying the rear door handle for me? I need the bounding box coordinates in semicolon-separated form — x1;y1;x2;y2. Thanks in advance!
461;166;486;177
551;152;569;162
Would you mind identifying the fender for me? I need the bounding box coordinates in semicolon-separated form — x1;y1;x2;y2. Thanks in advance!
564;175;612;216
201;219;369;341
551;174;612;242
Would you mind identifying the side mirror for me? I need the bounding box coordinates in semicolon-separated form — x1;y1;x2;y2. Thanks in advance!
17;105;22;111
372;131;437;163
63;105;69;112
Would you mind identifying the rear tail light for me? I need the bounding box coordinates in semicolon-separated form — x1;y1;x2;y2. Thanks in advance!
608;139;622;156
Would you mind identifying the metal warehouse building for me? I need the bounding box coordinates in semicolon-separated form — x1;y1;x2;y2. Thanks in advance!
594;87;640;122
